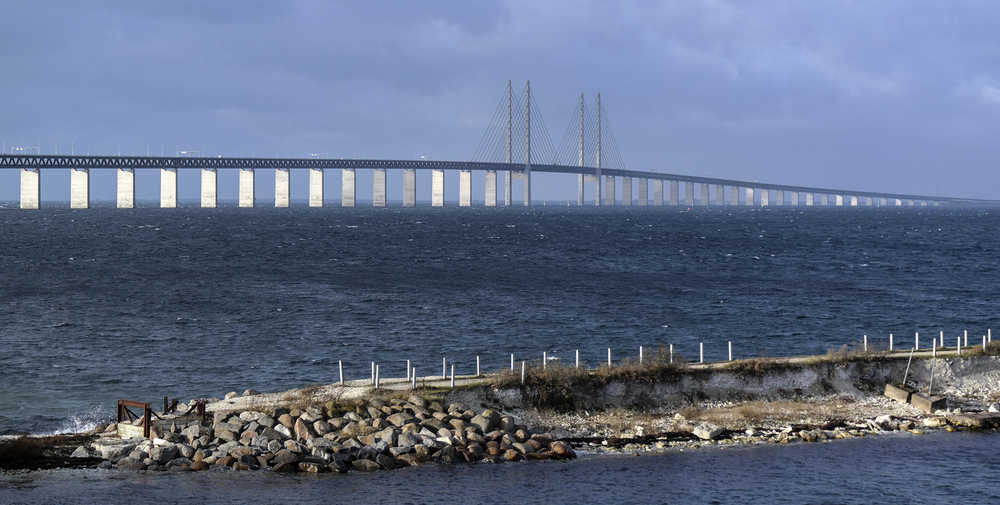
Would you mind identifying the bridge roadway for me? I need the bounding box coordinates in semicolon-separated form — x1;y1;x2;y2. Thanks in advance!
2;153;995;209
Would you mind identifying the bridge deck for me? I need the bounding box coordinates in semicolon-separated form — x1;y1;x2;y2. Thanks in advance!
1;154;993;204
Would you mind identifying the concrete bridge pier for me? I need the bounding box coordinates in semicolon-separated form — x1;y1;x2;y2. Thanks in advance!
159;168;176;208
577;174;584;206
818;194;827;206
743;187;754;207
699;183;709;206
275;168;290;208
431;169;445;207
879;197;888;207
20;168;40;209
775;190;785;206
459;170;472;207
652;179;663;206
805;193;814;206
759;189;769;207
504;171;512;206
834;194;844;207
849;195;858;207
684;182;694;206
403;169;416;207
594;175;602;206
791;192;800;206
373;168;387;207
201;168;217;208
523;169;531;206
116;168;134;209
342;169;356;207
714;184;724;206
622;177;632;206
309;168;324;207
668;181;679;206
71;168;90;209
605;176;616;206
239;168;255;208
637;178;648;206
485;171;498;207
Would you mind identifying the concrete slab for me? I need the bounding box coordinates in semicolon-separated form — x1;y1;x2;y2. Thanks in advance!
911;393;947;414
884;383;913;404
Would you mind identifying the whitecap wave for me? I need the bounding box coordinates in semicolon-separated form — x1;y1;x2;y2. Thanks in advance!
33;406;111;436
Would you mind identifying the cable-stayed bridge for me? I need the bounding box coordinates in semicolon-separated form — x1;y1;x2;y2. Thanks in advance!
1;81;994;209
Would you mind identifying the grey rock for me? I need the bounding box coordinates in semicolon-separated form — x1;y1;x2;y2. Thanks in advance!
239;411;264;422
116;458;147;471
214;428;236;442
273;424;293;439
352;459;380;472
313;420;332;436
70;446;91;458
376;453;400;470
396;432;420;448
257;415;276;428
693;423;724;441
387;413;415;427
177;444;195;459
271;449;301;467
149;445;179;465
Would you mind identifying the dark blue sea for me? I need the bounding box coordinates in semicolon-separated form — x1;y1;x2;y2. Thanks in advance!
1;205;998;503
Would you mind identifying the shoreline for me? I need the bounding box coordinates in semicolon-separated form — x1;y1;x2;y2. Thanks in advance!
4;348;1000;474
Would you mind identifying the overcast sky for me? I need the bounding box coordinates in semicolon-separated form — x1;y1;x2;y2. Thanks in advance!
2;1;999;203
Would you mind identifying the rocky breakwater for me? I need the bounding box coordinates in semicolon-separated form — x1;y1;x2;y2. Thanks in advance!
87;395;575;473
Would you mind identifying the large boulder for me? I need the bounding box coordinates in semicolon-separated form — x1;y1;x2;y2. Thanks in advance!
352;459;380;472
387;413;415;427
149;444;179;465
693;423;723;441
294;418;313;441
313;420;332;436
271;449;301;467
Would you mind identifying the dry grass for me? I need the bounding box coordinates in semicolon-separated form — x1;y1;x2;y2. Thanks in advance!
679;400;852;428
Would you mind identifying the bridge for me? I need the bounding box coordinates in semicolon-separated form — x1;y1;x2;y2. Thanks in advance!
2;81;994;209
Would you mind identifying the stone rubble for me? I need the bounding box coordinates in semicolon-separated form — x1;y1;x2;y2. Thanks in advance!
88;395;576;473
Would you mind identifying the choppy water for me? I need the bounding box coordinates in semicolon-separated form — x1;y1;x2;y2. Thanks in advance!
2;431;999;504
0;206;997;435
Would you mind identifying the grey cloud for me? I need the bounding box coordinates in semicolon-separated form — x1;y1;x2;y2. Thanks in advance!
1;0;999;202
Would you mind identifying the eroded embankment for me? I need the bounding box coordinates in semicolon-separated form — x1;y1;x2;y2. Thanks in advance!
5;353;1000;473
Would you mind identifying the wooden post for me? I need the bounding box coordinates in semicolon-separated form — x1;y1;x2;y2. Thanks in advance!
543;351;547;370
406;360;411;380
699;342;704;364
863;335;868;352
889;333;894;351
575;349;579;368
939;331;944;350
607;348;612;368
958;336;962;356
339;360;344;385
510;353;515;371
639;346;644;364
521;361;526;384
915;332;919;350
989;328;992;343
371;361;375;385
984;335;987;352
443;357;447;378
476;356;480;377
669;344;673;364
932;338;937;358
375;364;380;389
728;341;733;361
964;330;968;347
411;368;416;390
450;364;455;388
143;403;151;439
